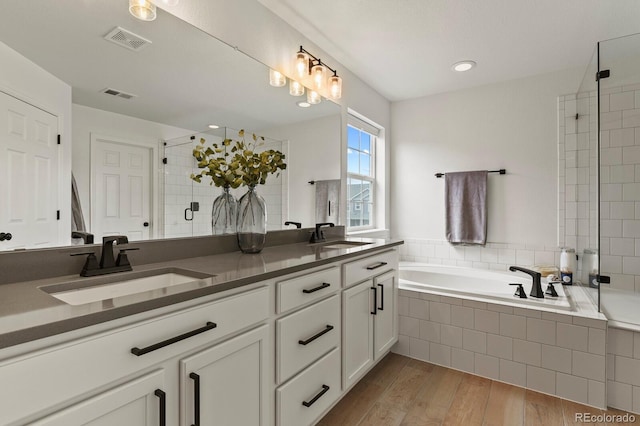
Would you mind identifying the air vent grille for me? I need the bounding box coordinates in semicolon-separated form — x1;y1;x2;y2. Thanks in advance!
101;88;138;100
104;26;152;51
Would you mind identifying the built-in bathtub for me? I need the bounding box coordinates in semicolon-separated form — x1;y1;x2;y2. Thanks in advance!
399;262;572;311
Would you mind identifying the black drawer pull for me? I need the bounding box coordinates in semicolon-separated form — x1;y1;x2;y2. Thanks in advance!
371;287;377;315
366;261;388;270
298;325;334;346
154;389;166;426
131;322;217;356
302;282;331;294
190;373;200;426
302;384;330;407
378;283;384;311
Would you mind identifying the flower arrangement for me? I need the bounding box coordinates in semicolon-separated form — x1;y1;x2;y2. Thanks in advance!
190;129;286;187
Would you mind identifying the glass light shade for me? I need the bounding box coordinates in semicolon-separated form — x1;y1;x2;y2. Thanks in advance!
307;90;321;105
129;0;156;21
156;0;179;5
328;75;342;99
269;69;286;87
311;63;327;91
289;80;305;96
295;52;309;79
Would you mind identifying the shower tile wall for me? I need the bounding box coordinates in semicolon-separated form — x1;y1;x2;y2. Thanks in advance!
560;85;640;292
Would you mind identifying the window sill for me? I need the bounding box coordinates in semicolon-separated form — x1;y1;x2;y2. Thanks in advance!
347;228;390;238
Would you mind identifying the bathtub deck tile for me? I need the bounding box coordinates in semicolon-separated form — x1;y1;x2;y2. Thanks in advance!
527;318;557;346
463;329;487;354
487;333;513;360
572;351;605;382
588;328;606;355
634;332;640;359
542;344;573;374
408;298;429;320
557;373;589;405
557;323;589;352
463;299;488;310
451;305;474;329
513;339;542;367
419;320;441;343
429;302;451;324
451;348;475;373
400;316;420;338
514;306;542;319
409;338;430;361
526;365;556;395
500;313;527;340
474;309;500;334
474;353;500;380
440;295;463;306
500;359;527;387
441;324;463;348
542;311;573;324
420;293;441;302
487;303;514;314
430;343;452;367
588;380;606;409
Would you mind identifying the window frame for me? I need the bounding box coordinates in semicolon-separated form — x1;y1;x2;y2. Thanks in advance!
347;124;376;231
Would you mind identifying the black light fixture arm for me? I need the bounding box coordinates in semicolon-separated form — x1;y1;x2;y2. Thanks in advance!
298;46;339;76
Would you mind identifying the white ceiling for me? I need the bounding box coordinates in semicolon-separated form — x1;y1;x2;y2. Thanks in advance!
259;0;640;101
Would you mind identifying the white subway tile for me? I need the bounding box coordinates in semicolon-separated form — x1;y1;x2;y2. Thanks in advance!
608;380;633;411
623;257;640;275
557;323;589;352
601;184;623;202
515;250;534;266
601;255;623;274
634;385;640;414
487;303;513;314
451;305;474;329
514;307;542;319
610;201;636;219
608;354;615;379
611;165;636;184
534;250;555;266
419;320;441;343
513;339;541;367
541;312;572;324
500;359;526;387
588;328;606;356
610;92;636;112
475;353;500;380
527;365;556;395
572;351;605;381
421;293;442;302
451;348;475;373
440;296;463;306
542;344;572;374
527;318;557;345
487;334;513;360
623;220;640;237
429;302;451;324
481;248;499;264
557;373;589;405
399;316;420;338
474;309;500;334
463;300;487;310
441;324;463;348
500;313;527;339
393;335;410;356
610;238;635;256
624;146;640;165
623;109;640;128
463;329;487;353
409;298;429;320
409;337;430;361
635;332;640;359
615;355;640;386
429;343;451;367
587;380;605;407
398;296;410;316
602;148;623;166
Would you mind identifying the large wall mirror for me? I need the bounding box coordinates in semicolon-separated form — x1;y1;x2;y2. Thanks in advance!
0;0;341;251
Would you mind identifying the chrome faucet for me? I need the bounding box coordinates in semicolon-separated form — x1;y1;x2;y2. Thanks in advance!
509;266;544;298
309;223;335;243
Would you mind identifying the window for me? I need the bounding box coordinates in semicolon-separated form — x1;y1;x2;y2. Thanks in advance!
347;123;376;229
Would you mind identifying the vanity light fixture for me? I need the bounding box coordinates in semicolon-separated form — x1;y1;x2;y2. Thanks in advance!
297;101;311;108
129;0;156;21
208;124;219;129
307;89;321;105
289;80;305;96
294;46;342;100
452;60;476;72
269;69;286;87
155;0;180;6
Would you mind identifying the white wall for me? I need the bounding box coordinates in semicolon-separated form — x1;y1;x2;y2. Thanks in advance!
0;41;72;246
71;104;195;231
391;68;582;247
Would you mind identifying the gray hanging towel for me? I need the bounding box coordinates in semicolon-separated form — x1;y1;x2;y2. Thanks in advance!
315;179;341;224
71;173;86;232
445;170;488;245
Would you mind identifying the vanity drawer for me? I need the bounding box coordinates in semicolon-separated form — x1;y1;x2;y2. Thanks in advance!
0;286;269;425
276;266;339;314
343;249;398;287
276;347;341;426
276;294;340;383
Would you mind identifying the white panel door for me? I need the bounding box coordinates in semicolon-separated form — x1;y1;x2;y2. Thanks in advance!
0;91;59;251
91;135;151;242
343;280;375;390
373;270;398;360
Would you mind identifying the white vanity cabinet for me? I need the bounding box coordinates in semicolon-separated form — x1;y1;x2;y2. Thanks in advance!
0;286;269;426
342;250;398;390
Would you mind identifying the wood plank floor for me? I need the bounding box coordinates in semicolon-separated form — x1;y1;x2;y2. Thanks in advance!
318;353;639;426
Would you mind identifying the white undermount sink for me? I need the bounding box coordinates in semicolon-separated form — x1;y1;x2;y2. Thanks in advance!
41;268;212;306
316;241;373;250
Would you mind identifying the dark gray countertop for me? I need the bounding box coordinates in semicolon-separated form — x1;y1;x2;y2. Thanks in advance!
0;237;402;350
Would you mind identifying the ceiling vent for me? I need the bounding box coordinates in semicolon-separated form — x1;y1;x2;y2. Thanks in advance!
104;26;152;51
101;88;138;100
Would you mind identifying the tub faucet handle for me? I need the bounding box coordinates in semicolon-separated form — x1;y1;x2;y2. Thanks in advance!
545;282;559;297
509;283;527;299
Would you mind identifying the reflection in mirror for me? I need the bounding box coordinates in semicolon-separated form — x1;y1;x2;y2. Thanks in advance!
0;0;340;251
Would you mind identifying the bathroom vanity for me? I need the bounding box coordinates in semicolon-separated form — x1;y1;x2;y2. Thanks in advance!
0;235;401;425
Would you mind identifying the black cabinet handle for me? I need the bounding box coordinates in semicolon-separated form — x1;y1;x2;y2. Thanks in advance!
371;287;377;315
302;282;330;294
366;261;387;270
154;389;166;426
302;384;330;407
378;283;384;311
131;322;217;356
298;325;334;346
190;373;200;426
0;232;12;241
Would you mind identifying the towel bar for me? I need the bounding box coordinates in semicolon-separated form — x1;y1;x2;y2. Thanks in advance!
435;169;506;178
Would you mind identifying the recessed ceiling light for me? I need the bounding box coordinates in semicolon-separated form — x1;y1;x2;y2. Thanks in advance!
452;60;476;72
297;101;311;108
208;124;219;129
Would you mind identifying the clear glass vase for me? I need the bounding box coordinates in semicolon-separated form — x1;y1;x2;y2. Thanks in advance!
211;186;237;235
237;185;267;253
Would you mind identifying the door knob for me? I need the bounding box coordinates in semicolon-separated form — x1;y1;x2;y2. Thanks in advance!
0;232;12;241
143;222;149;227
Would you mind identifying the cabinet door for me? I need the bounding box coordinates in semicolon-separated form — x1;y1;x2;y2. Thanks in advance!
31;370;165;426
373;270;398;360
342;280;375;390
180;325;269;426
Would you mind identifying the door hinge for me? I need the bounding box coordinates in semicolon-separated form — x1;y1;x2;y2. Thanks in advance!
56;210;60;220
57;134;61;145
596;69;610;81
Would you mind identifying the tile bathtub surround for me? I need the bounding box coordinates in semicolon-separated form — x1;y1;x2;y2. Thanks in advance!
607;326;640;414
398;238;561;272
394;288;609;410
